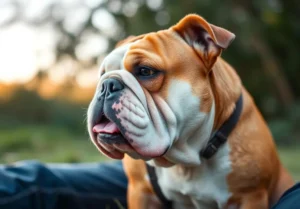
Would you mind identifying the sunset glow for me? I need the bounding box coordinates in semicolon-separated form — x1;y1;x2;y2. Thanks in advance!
0;0;113;88
0;24;38;83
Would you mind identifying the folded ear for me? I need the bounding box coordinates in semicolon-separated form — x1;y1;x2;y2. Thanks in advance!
172;14;235;70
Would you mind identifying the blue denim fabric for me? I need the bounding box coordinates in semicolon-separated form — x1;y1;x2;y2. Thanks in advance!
0;160;128;209
0;159;298;209
271;183;300;209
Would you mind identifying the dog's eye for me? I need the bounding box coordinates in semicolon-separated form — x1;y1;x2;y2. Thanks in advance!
135;66;157;78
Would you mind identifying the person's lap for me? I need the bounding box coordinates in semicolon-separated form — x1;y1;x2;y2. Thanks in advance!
0;160;299;209
271;182;300;209
0;160;127;209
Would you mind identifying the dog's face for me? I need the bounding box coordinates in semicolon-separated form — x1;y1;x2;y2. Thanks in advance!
87;14;235;166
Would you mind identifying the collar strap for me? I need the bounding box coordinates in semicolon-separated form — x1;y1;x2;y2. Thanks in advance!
201;94;243;159
146;164;173;209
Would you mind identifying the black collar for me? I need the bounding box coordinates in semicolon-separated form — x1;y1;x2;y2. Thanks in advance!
146;165;173;209
201;94;243;159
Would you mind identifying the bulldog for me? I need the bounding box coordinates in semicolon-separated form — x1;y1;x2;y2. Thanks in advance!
87;14;294;209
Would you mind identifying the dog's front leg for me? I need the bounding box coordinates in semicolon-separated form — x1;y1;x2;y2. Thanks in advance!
123;156;163;209
127;183;163;209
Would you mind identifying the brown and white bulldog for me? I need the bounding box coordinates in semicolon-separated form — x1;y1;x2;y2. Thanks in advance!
87;14;294;209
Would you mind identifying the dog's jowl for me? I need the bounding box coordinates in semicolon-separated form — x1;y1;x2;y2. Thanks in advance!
87;14;294;209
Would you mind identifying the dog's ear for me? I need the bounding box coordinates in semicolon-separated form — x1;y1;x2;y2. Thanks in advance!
115;34;146;48
172;14;235;70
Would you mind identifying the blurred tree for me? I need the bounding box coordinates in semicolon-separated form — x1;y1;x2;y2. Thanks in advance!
1;0;300;117
231;0;295;107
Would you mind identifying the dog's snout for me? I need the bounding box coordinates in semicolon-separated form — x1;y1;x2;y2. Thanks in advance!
99;78;124;100
102;78;124;93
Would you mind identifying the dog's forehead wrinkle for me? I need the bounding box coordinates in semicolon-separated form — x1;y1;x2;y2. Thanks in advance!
100;43;132;73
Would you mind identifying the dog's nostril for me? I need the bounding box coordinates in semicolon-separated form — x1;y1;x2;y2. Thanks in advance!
108;82;114;93
100;86;105;93
110;81;123;92
102;78;124;95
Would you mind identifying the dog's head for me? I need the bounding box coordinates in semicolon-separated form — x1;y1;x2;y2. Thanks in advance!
87;14;235;166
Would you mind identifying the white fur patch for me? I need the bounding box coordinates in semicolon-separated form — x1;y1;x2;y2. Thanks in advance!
158;79;215;166
156;144;232;209
152;79;232;208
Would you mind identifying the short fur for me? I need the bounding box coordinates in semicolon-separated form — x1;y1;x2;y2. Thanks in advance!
87;14;294;209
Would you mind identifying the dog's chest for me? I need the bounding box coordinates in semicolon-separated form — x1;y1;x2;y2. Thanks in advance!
155;145;232;209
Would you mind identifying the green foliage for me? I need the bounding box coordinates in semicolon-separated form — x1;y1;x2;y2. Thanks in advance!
269;101;300;145
278;146;300;180
0;87;51;126
0;125;106;163
0;87;87;132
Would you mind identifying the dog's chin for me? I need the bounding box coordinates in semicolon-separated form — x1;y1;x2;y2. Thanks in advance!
91;129;168;160
92;130;175;167
89;110;170;160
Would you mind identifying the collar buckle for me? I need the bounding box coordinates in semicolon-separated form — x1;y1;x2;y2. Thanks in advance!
201;95;243;159
202;131;227;159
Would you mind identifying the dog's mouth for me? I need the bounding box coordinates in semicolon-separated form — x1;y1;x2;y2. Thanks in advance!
93;116;123;143
88;87;171;160
91;114;135;159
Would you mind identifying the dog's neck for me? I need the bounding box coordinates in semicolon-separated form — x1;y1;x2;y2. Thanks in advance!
210;57;242;131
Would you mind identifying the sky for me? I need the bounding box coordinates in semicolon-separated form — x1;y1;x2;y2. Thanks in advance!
0;24;37;83
0;0;164;87
0;22;101;87
0;23;55;84
0;0;109;87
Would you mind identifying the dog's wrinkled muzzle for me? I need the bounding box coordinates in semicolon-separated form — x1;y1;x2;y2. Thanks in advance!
88;70;174;160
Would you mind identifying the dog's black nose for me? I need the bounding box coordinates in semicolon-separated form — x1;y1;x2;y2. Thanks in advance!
100;78;124;99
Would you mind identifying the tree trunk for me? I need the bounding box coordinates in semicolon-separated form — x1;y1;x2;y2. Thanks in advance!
250;36;295;108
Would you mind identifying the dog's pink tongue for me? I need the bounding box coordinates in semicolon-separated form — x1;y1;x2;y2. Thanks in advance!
93;121;121;134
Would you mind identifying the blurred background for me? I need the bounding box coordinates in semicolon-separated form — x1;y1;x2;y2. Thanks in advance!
0;0;299;179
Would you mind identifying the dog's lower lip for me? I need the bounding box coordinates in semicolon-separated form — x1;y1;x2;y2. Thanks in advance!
97;133;127;144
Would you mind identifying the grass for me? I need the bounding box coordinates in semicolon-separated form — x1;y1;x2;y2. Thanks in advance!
0;125;107;163
0;125;299;181
278;147;300;180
